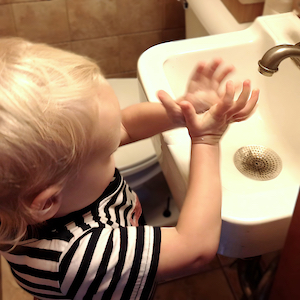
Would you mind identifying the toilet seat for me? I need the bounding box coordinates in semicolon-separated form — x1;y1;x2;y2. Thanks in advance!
107;78;158;178
114;139;158;177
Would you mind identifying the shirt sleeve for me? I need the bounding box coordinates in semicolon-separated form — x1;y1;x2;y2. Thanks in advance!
59;225;161;300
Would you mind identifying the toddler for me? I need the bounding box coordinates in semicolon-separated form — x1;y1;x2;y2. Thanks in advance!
0;37;259;299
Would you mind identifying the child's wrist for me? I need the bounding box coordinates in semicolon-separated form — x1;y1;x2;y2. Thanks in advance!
191;134;221;145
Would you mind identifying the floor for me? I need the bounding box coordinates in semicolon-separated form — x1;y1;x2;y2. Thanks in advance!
153;254;242;300
153;253;276;300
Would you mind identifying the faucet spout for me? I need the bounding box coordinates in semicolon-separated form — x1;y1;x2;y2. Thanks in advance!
258;43;300;76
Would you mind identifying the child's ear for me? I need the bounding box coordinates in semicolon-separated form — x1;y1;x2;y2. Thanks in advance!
30;185;62;223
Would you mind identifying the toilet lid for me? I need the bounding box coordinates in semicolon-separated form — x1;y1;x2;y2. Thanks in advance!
107;78;158;172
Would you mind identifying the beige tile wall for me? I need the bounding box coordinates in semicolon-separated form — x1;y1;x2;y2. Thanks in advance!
0;0;185;78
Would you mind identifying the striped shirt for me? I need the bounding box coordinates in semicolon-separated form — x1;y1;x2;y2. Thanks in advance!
1;169;161;299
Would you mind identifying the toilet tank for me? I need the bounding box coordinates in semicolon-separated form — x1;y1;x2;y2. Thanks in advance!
185;0;252;38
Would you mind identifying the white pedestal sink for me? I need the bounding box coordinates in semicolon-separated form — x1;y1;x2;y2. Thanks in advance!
138;13;300;258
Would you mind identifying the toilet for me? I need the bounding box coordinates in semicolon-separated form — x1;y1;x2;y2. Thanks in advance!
107;78;160;190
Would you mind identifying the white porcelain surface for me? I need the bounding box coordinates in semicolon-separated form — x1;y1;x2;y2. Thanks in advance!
188;0;251;35
138;13;300;257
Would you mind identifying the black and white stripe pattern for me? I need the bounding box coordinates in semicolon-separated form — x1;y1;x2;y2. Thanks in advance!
1;169;161;299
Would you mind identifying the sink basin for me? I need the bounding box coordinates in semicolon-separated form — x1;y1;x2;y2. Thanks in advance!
138;12;300;258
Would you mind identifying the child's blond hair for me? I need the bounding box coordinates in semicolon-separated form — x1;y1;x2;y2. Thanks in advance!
0;37;106;247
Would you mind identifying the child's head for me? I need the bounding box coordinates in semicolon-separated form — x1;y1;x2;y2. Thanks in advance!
0;37;108;246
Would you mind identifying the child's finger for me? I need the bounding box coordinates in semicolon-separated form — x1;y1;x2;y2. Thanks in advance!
158;90;187;125
157;90;176;111
215;65;235;84
189;61;206;82
226;80;251;119
179;101;198;128
203;58;223;79
232;89;259;122
211;80;235;120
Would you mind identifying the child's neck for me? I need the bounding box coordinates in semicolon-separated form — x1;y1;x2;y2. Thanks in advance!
54;155;116;218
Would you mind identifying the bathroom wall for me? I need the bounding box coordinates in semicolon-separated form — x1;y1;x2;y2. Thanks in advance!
293;0;300;13
0;0;185;78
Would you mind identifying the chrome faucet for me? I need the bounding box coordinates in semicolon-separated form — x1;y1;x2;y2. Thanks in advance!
258;42;300;76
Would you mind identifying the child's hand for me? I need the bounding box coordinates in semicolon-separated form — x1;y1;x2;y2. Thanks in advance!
180;58;235;113
179;80;259;145
157;59;235;126
157;59;235;123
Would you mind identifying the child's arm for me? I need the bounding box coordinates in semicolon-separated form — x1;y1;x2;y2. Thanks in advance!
156;80;259;282
120;59;234;146
120;102;178;146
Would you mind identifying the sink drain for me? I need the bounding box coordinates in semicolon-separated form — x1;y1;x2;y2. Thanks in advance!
234;145;282;181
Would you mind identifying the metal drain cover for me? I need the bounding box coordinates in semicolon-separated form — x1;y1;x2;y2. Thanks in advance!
234;145;282;181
